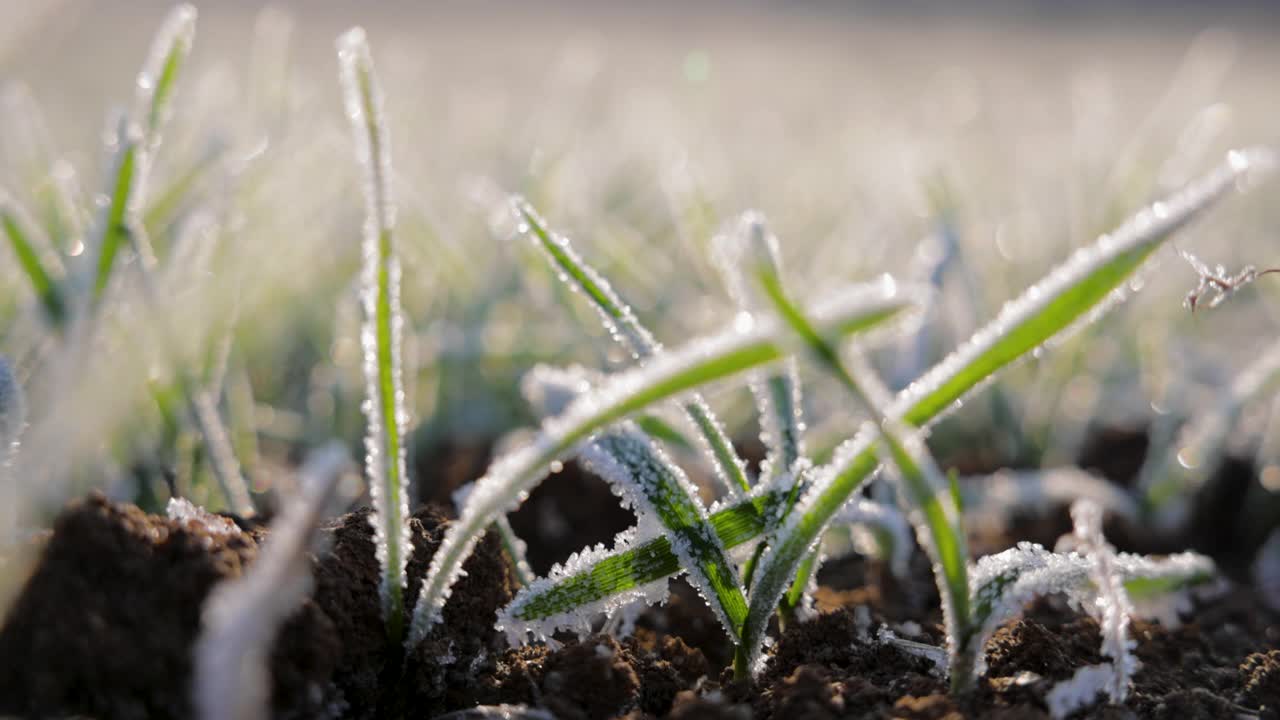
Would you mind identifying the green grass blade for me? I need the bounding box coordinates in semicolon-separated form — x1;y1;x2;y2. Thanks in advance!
517;366;747;638
580;428;749;643
408;281;923;646
0;192;66;325
134;4;197;148
514;199;752;496
893;149;1273;431
338;27;412;643
744;256;970;684
89;121;144;303
503;489;783;626
493;150;1271;646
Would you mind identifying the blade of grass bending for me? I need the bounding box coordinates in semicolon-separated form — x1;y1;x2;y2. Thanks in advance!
0;191;67;325
408;280;923;646
580;427;749;644
968;542;1214;679
500;148;1273;638
338;27;412;643
748;148;1273;686
744;257;970;684
502;488;784;629
513;199;751;496
518;365;747;638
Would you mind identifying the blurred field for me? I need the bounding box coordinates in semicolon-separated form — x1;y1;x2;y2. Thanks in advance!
1;0;1278;524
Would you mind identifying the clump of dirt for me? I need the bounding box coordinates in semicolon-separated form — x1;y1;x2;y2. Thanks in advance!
1239;650;1280;717
0;495;517;720
304;504;517;718
0;492;336;719
747;607;950;720
462;632;714;719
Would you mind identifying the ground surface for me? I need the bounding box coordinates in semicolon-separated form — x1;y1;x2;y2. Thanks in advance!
0;437;1277;719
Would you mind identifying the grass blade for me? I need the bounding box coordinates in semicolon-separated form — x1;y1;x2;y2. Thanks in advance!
482;148;1271;646
581;427;749;643
0;191;66;325
518;364;747;635
89;120;145;303
338;27;412;642
134;4;196;148
195;443;348;720
744;240;970;683
514;199;751;496
408;280;923;645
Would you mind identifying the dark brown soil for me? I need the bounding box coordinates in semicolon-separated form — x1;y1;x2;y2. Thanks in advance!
0;429;1277;719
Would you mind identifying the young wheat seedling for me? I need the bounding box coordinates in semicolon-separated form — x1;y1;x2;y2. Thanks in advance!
337;27;413;643
513;199;751;497
408;279;924;645
497;148;1275;652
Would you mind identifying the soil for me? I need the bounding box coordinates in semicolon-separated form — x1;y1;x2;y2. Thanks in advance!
0;431;1277;719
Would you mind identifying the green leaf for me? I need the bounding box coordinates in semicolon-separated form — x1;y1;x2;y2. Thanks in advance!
0;194;66;325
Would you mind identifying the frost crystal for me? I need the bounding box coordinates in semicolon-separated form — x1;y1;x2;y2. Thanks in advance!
1046;663;1113;719
166;497;239;537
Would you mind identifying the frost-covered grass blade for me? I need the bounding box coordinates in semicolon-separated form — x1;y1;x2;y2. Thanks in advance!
743;237;970;684
579;428;749;644
514;150;1269;684
408;279;923;646
514;199;751;496
338;27;413;643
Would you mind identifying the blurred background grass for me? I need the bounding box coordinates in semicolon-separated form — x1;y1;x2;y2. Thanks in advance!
0;1;1277;535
